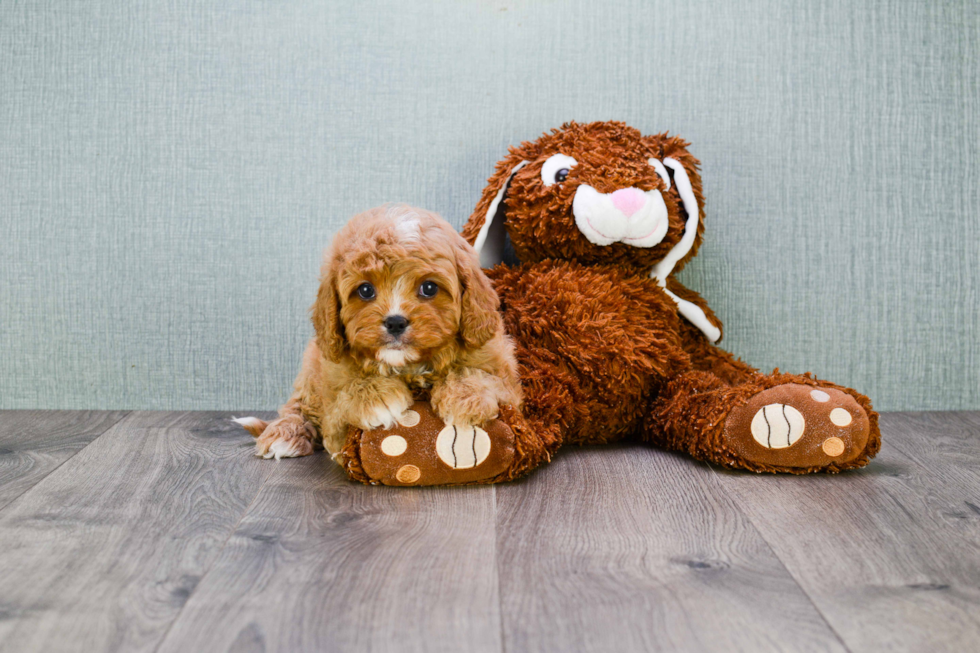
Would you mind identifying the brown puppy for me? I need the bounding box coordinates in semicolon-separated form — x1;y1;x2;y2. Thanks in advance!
235;205;521;460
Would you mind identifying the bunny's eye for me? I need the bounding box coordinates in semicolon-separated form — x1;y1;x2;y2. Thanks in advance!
541;153;578;187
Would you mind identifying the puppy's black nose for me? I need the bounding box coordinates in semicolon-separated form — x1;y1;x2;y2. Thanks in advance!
383;315;409;335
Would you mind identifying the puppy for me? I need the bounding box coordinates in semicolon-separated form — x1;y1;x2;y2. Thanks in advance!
235;205;522;461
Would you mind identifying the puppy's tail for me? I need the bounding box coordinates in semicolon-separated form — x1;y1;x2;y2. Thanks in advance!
231;416;269;438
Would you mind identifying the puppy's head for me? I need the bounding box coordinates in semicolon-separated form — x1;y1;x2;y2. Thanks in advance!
313;205;501;369
461;121;705;276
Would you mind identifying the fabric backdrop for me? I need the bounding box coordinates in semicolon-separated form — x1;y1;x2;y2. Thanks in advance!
1;0;977;411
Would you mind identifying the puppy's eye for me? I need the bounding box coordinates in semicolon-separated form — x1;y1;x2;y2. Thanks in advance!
356;282;376;300
418;281;438;298
541;153;578;187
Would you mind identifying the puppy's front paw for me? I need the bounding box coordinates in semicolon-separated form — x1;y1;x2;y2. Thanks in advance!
254;418;316;460
354;391;413;431
431;382;499;427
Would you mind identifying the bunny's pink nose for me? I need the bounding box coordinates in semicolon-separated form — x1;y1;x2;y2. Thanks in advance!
610;188;647;217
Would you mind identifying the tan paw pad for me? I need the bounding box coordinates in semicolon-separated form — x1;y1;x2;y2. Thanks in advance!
829;408;853;426
380;435;408;456
822;437;845;457
395;464;421;484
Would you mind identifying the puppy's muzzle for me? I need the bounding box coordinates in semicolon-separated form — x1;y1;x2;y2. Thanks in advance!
383;315;409;338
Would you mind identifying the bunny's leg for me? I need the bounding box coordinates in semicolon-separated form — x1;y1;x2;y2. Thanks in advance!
642;332;881;473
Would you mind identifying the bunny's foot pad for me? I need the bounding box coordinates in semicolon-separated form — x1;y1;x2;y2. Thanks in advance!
356;402;516;486
724;384;871;470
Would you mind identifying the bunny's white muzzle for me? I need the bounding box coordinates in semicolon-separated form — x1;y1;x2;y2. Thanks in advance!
572;185;669;248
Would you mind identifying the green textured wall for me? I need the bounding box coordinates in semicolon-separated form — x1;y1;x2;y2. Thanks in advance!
1;0;977;411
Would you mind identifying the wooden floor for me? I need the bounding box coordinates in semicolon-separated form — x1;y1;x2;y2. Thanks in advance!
0;412;978;652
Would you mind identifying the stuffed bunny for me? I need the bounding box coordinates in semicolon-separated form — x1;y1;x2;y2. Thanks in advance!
344;121;879;485
456;120;880;475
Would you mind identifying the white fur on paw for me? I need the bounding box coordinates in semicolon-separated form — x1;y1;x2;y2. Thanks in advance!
232;416;265;429
259;437;306;460
440;412;497;429
361;396;411;431
438;402;499;428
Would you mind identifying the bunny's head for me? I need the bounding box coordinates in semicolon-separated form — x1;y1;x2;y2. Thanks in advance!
461;121;705;280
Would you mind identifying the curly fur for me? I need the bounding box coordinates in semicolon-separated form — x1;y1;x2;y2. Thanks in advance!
240;204;522;460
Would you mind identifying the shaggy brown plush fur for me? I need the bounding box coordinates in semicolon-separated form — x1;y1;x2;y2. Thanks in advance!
455;121;881;476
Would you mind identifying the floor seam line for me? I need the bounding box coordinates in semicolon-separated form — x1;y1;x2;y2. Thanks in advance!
0;410;132;516
492;485;507;653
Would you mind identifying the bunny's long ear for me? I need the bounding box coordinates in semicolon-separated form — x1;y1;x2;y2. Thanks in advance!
646;141;718;343
461;158;529;268
650;157;703;284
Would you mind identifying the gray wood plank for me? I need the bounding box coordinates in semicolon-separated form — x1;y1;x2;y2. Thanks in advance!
713;412;980;652
155;456;502;653
0;410;129;511
0;411;274;653
494;445;847;653
884;411;980;493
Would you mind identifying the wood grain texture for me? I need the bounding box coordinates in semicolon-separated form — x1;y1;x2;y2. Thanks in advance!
713;412;980;652
884;411;980;495
494;445;846;653
0;410;128;511
155;455;501;653
1;410;978;653
0;411;274;653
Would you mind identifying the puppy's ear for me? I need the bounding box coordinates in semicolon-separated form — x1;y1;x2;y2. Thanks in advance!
454;237;503;349
461;152;529;269
311;258;347;363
